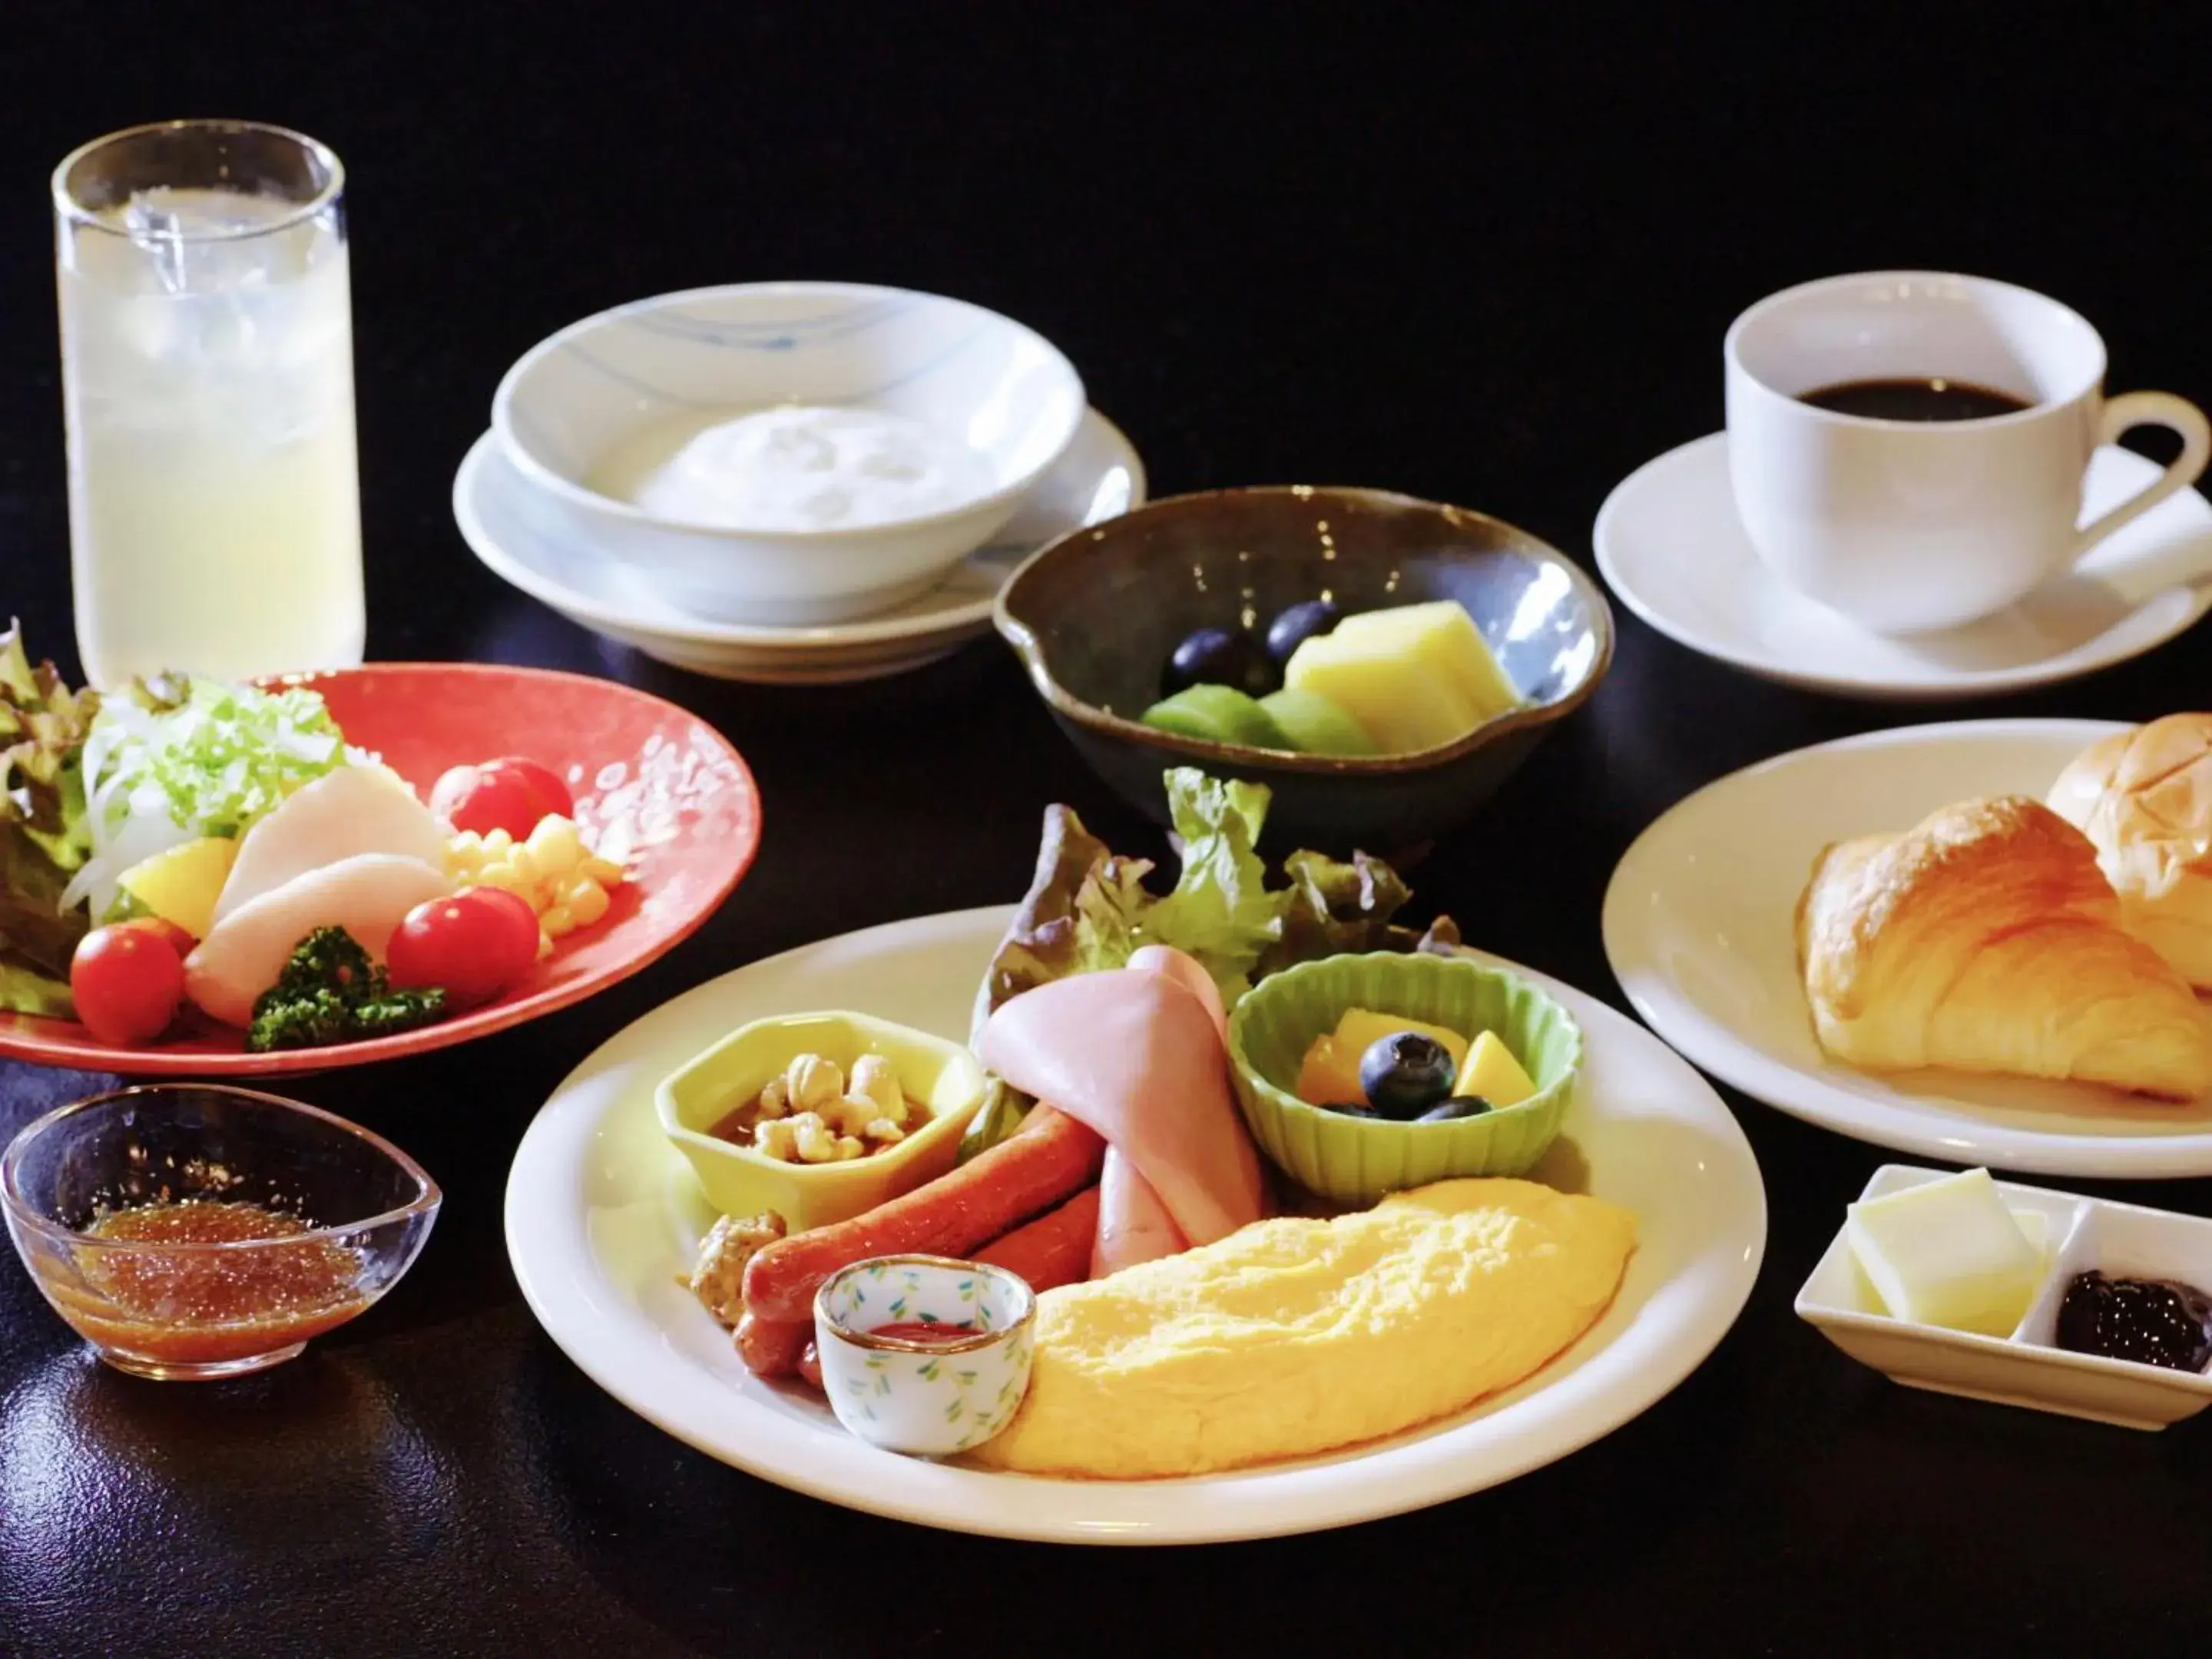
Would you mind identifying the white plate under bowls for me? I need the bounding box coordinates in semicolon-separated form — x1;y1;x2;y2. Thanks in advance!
455;409;1144;684
1602;717;2212;1178
1594;432;2212;700
504;905;1767;1545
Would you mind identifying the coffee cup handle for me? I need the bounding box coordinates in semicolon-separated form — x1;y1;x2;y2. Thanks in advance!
2069;390;2212;562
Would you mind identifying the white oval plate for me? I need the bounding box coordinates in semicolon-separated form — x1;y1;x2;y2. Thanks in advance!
1594;432;2212;700
1603;718;2212;1178
455;409;1145;683
505;906;1766;1544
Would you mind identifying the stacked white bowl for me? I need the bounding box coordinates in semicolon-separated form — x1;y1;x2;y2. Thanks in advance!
488;282;1089;628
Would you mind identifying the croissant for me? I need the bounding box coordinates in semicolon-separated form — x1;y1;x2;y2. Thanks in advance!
1796;794;2212;1101
2047;714;2212;989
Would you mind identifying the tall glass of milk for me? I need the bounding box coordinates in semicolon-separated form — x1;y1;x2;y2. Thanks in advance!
53;121;366;688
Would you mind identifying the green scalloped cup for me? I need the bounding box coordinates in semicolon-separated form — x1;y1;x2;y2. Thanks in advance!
1227;951;1583;1204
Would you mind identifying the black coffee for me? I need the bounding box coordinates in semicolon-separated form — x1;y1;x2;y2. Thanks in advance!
1797;376;2032;422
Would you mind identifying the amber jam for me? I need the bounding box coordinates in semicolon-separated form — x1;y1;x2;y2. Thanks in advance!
57;1200;369;1367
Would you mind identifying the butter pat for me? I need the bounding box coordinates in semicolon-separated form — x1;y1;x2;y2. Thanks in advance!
1845;1170;2045;1337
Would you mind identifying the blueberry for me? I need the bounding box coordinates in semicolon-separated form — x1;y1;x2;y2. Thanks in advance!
1416;1096;1491;1123
1265;599;1343;664
1163;627;1278;698
1358;1032;1455;1120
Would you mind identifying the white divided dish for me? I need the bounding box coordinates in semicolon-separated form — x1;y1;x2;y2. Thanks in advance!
504;905;1767;1544
455;410;1144;684
1594;432;2212;699
1799;1164;2212;1429
1601;717;2212;1179
492;282;1088;625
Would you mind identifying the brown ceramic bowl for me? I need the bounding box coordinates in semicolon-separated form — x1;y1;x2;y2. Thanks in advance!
994;485;1613;855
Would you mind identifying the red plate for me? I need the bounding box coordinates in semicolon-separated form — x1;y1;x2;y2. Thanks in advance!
0;663;762;1075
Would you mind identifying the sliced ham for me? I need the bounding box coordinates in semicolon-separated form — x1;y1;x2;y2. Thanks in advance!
981;947;1266;1277
185;853;451;1027
214;764;449;928
1092;1150;1187;1278
1128;943;1227;1039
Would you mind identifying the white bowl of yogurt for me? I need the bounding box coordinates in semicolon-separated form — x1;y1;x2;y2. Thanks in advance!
492;282;1087;624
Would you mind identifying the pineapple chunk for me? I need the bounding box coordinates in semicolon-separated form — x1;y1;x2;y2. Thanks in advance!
116;836;238;939
1453;1029;1538;1105
1295;1035;1368;1107
1283;601;1518;753
1333;1008;1470;1073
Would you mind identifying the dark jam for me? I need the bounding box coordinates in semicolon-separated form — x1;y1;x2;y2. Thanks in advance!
2054;1271;2212;1373
867;1322;982;1344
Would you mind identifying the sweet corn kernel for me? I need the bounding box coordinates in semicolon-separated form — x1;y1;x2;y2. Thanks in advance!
528;816;582;868
541;904;575;938
566;880;610;928
477;864;533;900
581;854;625;887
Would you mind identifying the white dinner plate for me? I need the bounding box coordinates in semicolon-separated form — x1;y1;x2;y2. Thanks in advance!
455;409;1145;684
505;905;1767;1544
1601;717;2212;1178
1594;432;2212;700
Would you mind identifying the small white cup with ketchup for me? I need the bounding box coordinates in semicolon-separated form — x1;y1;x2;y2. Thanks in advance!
813;1253;1036;1458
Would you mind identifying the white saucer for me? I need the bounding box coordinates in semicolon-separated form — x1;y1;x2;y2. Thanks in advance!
1602;717;2212;1179
454;409;1146;684
1594;432;2212;700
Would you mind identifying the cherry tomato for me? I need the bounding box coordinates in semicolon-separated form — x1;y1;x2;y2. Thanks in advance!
116;916;197;956
71;923;187;1048
429;757;572;840
386;887;541;1007
454;885;541;962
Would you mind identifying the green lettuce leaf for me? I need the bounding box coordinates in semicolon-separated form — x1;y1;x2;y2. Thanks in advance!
0;622;98;995
1255;848;1415;978
1138;768;1291;1004
0;955;75;1020
972;804;1156;1033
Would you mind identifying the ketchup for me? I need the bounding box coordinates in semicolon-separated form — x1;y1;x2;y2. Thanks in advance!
866;1321;982;1343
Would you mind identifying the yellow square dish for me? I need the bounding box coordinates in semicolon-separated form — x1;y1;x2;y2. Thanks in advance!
655;1011;989;1233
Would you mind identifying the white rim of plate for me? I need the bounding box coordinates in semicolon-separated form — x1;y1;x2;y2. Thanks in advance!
454;409;1147;650
1592;431;2212;699
1598;716;2212;1177
503;904;1767;1544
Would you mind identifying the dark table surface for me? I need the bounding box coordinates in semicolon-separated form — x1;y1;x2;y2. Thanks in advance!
6;8;2212;1655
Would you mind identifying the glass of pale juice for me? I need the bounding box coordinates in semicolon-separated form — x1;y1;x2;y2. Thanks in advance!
53;120;366;688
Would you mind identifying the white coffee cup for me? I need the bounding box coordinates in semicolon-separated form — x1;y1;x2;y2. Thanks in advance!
1724;271;2210;634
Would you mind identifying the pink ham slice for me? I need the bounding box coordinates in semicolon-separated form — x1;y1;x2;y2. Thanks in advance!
1091;1151;1187;1279
981;945;1265;1277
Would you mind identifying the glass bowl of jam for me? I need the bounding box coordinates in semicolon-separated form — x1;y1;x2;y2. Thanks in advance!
1;1084;440;1381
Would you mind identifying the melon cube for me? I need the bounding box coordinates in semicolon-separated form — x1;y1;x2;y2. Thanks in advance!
1283;601;1518;754
1330;601;1520;720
